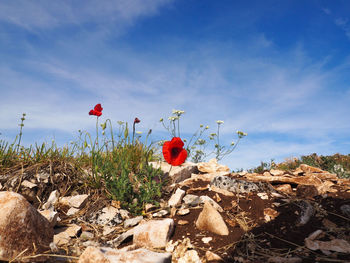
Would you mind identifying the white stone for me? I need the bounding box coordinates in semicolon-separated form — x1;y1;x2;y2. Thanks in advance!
178;249;201;263
67;207;80;216
39;209;59;227
21;180;37;188
205;251;223;262
124;216;143;228
168;188;186;207
149;161;198;184
94;206;122;226
270;169;285;176
195;201;229;236
153;209;169;217
78;246;172;263
202;237;212;244
177;208;190;216
183;194;201;206
133;218;174;249
60;194;89;209
200;195;223;212
0;191;54;262
197;158;230;173
42;190;60;210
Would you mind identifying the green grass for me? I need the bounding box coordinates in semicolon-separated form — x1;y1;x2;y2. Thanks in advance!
0;119;164;215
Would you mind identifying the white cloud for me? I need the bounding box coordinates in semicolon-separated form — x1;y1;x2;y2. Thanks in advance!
0;0;173;30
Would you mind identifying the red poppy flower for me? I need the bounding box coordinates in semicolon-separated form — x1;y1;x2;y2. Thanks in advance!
89;103;103;116
134;117;140;124
162;137;187;166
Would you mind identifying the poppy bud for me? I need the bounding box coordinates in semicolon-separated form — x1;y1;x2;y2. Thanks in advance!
134;117;140;124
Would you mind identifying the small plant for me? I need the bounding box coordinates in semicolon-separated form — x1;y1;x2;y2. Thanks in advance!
17;113;26;152
160;109;247;162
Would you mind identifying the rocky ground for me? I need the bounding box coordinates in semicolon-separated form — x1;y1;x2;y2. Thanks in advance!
0;159;349;262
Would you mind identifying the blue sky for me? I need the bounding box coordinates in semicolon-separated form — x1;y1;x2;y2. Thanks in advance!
0;0;349;170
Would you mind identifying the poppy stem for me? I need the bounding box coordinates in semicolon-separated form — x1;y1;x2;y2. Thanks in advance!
132;122;135;144
168;165;173;175
96;116;99;150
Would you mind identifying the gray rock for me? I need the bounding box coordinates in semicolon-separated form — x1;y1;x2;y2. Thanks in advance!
124;216;143;228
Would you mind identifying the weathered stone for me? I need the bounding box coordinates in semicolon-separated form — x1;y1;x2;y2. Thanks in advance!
21;179;37;188
149;161;198;184
80;231;94;241
183;194;201;206
299;164;324;173
190;171;231;182
177;208;190;216
209;185;234;196
39;209;59;227
275;184;293;194
78;246;172;263
124;216;143;228
67;207;80;216
270;169;285;176
178;249;201;263
305;229;350;253
0;191;53;262
42;190;60;210
206;251;224;262
54;224;81;246
197;158;230;173
153;209;169;217
195;201;229;235
200;195;223;212
202;237;212;244
211;175;261;193
60;194;89;209
90;206;123;226
168;188;185;207
133;218;174;249
296;184;318;198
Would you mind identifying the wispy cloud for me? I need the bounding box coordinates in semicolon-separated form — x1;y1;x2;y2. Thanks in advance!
0;0;173;30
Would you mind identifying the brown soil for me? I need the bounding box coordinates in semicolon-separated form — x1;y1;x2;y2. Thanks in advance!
168;178;350;262
1;163;349;263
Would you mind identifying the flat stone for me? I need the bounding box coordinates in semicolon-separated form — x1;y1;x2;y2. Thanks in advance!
168;188;185;207
133;219;174;249
124;216;143;228
78;246;172;263
270;169;285;176
197;158;230;173
60;194;89;209
182;194;201;206
21;180;37;188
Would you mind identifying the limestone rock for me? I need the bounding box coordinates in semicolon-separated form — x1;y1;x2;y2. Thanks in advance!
60;194;89;209
89;206;123;226
149;161;198;184
270;169;285;176
299;164;324;173
124;216;143;228
275;184;293;194
168;188;186;207
195;201;229;235
0;191;54;262
133;218;174;249
197;158;230;173
39;209;59;227
42;190;60;210
206;251;224;262
78;246;172;263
